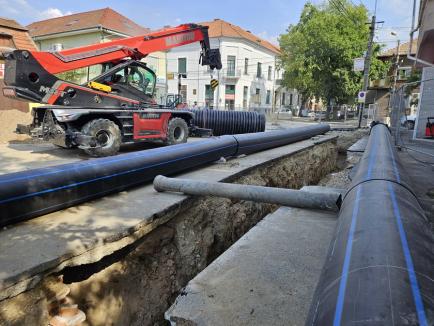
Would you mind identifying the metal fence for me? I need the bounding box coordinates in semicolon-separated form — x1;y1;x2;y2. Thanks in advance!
389;79;431;144
389;77;434;165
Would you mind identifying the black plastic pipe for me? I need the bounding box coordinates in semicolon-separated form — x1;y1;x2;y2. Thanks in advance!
0;124;329;227
306;123;433;325
190;109;266;135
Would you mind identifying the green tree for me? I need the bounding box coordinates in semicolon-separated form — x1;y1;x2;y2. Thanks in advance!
279;1;389;108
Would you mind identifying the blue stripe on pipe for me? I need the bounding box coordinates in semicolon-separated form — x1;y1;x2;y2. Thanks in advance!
333;130;378;325
387;183;428;326
0;138;234;184
0;144;236;205
333;186;362;326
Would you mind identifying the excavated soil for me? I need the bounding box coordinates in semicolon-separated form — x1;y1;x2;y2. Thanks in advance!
0;110;32;144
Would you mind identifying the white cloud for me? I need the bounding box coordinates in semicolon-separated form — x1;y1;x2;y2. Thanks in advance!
257;31;279;46
0;0;72;24
39;8;72;20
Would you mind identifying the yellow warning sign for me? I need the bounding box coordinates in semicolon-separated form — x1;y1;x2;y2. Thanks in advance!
210;79;219;90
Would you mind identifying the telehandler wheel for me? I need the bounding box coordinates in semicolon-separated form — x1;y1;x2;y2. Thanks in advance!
81;118;121;157
165;118;188;145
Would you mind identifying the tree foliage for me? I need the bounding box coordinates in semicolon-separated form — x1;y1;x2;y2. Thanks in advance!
279;1;389;105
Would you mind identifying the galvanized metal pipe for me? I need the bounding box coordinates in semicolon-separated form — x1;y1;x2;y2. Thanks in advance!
153;176;342;211
0;124;330;227
306;123;434;325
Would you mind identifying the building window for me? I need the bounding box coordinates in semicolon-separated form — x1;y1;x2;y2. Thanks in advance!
266;90;271;104
243;86;248;108
254;88;261;104
55;64;104;85
257;62;262;78
178;58;187;74
244;58;249;75
225;84;235;95
398;67;412;80
224;85;236;110
205;85;214;108
227;55;236;76
289;93;293;106
180;85;187;102
282;93;286;106
0;34;15;48
268;66;272;80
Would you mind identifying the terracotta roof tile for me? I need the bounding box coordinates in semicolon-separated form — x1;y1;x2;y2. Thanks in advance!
379;39;418;57
0;17;28;31
27;8;150;38
200;19;280;54
0;19;37;53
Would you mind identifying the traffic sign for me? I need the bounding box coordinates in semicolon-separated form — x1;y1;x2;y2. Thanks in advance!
353;58;365;72
358;91;366;103
210;79;219;90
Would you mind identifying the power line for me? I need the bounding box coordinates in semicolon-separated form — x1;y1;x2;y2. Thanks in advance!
329;0;360;26
332;0;362;27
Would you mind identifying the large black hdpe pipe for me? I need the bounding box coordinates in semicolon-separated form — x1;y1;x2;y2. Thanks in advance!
190;109;266;135
0;124;329;227
306;123;433;325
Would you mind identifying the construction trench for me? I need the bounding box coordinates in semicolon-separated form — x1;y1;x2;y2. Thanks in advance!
0;125;432;325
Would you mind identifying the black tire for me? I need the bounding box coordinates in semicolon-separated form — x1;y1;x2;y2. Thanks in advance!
165;117;188;145
81;119;121;157
405;120;415;130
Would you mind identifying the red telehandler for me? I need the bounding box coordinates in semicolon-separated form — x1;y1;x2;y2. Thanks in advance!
2;24;222;156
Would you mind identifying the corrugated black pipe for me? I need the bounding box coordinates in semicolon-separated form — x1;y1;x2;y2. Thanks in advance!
0;124;329;227
190;109;266;135
306;123;434;325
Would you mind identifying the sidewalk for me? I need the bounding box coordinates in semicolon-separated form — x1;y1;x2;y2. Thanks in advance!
396;128;434;221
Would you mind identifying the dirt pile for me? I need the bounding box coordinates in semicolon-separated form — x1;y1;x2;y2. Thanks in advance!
0;110;32;144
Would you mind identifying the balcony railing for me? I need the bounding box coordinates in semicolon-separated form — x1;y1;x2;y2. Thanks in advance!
222;68;242;79
275;78;283;86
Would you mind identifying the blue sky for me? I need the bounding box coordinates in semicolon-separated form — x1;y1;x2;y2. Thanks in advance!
0;0;416;48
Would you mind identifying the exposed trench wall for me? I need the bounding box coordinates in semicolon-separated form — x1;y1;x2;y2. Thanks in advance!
0;139;337;326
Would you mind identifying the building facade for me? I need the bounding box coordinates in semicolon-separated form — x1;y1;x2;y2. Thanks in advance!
26;8;167;102
414;0;434;138
368;39;420;122
167;19;299;111
0;18;37;112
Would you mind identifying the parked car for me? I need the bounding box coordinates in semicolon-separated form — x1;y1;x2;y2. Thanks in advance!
314;111;327;120
307;111;316;118
400;114;417;130
277;108;293;120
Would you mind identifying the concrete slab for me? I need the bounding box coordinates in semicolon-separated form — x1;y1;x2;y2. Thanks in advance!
0;134;337;300
165;206;337;326
347;136;368;152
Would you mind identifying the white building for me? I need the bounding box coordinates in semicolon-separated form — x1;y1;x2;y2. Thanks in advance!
167;19;299;111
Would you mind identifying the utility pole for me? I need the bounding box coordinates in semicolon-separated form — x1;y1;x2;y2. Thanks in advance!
358;15;377;128
392;39;401;93
390;35;400;113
